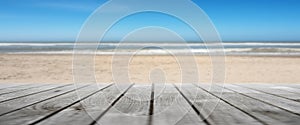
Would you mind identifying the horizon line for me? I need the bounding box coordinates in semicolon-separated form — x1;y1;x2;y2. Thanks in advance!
1;40;300;43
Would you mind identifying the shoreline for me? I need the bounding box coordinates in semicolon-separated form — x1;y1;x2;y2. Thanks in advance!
2;53;300;57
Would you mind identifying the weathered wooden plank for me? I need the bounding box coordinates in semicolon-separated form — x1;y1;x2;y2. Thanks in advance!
0;84;32;90
96;84;151;125
0;84;111;125
0;84;86;116
274;84;300;94
0;84;68;102
0;83;299;125
90;84;134;125
179;84;262;125
279;84;300;90
35;84;133;125
0;84;45;95
242;84;300;94
235;84;300;102
196;84;300;125
224;84;300;115
0;84;17;90
151;84;205;125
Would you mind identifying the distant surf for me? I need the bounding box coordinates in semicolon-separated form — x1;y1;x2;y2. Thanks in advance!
1;42;300;56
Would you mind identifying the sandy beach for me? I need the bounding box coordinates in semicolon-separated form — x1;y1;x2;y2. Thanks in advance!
0;54;299;84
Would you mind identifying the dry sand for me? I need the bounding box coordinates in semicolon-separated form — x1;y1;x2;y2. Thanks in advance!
0;54;299;84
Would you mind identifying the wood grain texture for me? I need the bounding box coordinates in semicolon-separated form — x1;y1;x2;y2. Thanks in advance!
271;84;300;94
97;84;150;125
0;84;43;95
235;84;300;102
35;84;133;125
0;83;299;125
242;84;300;94
196;84;300;125
0;84;67;102
0;84;83;116
225;84;300;115
151;84;205;125
0;84;32;90
0;84;111;125
0;84;17;90
278;84;300;90
180;84;262;125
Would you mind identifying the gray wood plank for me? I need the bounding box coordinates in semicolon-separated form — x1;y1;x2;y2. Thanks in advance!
0;84;111;125
151;84;205;125
0;84;44;95
0;84;17;90
279;84;300;90
90;84;134;125
0;84;32;90
0;84;86;116
196;84;300;125
246;84;300;94
235;84;300;102
1;84;299;125
224;84;300;115
35;84;133;125
96;84;151;125
179;84;262;125
0;84;67;102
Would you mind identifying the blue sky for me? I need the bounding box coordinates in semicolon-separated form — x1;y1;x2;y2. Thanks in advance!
0;0;300;42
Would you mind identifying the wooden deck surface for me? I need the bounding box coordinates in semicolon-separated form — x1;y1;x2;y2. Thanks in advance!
0;83;300;125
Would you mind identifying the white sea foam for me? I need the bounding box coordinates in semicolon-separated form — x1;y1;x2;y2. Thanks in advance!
6;49;300;56
1;42;300;47
1;42;300;56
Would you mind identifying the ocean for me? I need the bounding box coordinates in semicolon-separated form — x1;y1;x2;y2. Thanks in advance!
1;42;300;56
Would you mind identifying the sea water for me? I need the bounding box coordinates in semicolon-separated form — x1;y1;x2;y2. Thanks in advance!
1;41;300;56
